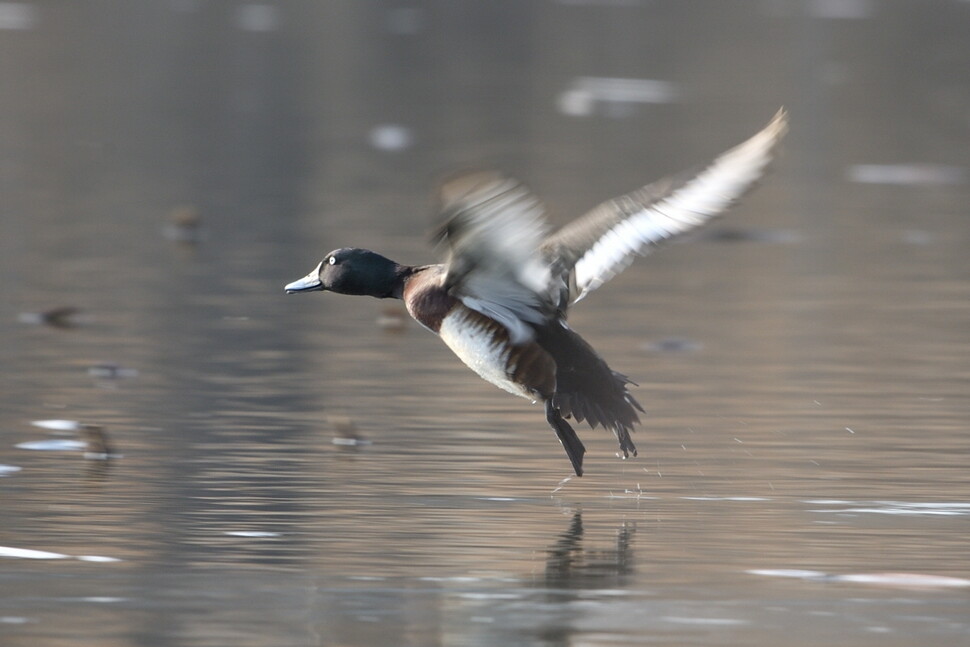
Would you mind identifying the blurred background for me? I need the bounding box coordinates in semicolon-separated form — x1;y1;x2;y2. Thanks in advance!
1;1;969;646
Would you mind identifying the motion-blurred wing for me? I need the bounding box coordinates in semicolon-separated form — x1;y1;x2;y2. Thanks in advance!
432;171;554;344
542;109;789;306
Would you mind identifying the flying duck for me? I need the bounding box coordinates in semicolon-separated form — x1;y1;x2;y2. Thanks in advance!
285;109;788;476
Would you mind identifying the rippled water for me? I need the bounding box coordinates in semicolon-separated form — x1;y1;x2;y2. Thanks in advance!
2;2;969;646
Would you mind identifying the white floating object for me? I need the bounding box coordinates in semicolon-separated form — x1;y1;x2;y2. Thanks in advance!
0;546;69;560
331;436;371;446
16;439;87;451
748;568;970;589
837;573;970;588
747;569;827;579
31;419;81;431
76;597;126;602
558;77;678;117
847;164;966;186
0;465;22;476
820;501;970;516
225;531;281;538
0;545;120;562
369;124;414;151
0;3;37;30
662;617;748;626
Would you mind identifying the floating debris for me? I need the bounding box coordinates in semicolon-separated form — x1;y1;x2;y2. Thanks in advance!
31;419;82;431
0;546;67;560
18;306;85;328
748;568;970;590
24;420;118;460
16;439;87;452
836;573;970;588
0;545;120;562
164;205;206;244
79;424;114;460
225;531;282;538
846;163;966;187
748;568;826;579
809;500;970;516
661;617;748;627
558;77;678;117
329;416;371;447
87;363;139;379
0;465;22;477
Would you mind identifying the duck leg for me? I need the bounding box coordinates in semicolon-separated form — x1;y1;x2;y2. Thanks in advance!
545;400;586;477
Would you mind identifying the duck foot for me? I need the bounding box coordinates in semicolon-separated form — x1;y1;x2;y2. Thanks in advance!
545;400;585;477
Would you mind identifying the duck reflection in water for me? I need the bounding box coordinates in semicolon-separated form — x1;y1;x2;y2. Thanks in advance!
543;511;636;590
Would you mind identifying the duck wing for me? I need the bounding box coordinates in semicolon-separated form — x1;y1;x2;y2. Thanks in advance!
432;171;555;344
541;109;789;308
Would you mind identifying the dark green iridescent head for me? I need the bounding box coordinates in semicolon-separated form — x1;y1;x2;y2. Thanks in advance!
284;248;403;299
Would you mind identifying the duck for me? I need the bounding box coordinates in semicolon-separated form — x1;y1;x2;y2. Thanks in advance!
285;109;788;476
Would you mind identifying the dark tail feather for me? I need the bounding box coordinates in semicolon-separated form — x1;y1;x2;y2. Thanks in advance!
613;424;638;459
545;399;586;477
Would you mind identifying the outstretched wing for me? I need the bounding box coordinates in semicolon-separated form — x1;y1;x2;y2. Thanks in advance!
432;171;554;344
541;108;789;306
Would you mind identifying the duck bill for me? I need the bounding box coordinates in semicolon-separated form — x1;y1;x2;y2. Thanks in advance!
284;264;324;293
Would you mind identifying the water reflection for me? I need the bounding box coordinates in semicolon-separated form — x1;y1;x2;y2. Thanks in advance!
542;511;635;591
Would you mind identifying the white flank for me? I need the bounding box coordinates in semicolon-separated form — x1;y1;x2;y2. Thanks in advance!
438;309;533;401
573;109;788;301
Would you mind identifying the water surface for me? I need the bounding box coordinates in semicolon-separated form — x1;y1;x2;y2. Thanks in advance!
1;2;969;646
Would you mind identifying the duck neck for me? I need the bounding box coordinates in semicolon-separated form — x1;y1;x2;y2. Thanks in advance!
385;264;415;300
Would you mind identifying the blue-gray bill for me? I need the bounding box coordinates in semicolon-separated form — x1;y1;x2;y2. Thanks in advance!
284;263;324;293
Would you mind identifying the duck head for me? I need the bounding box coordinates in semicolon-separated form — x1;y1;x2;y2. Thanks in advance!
285;248;404;299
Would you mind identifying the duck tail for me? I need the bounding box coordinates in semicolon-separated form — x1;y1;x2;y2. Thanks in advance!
609;371;642;459
536;321;643;461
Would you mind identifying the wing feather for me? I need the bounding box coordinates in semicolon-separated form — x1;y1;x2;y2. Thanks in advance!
432;171;554;344
542;109;789;305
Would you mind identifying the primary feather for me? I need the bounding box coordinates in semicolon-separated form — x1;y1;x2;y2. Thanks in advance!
542;108;789;306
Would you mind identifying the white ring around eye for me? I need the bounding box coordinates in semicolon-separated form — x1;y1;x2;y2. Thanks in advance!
329;257;336;265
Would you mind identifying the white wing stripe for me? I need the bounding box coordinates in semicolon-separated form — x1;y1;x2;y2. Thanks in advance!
572;111;786;299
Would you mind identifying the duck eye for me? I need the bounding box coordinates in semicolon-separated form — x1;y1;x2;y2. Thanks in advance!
328;256;337;265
